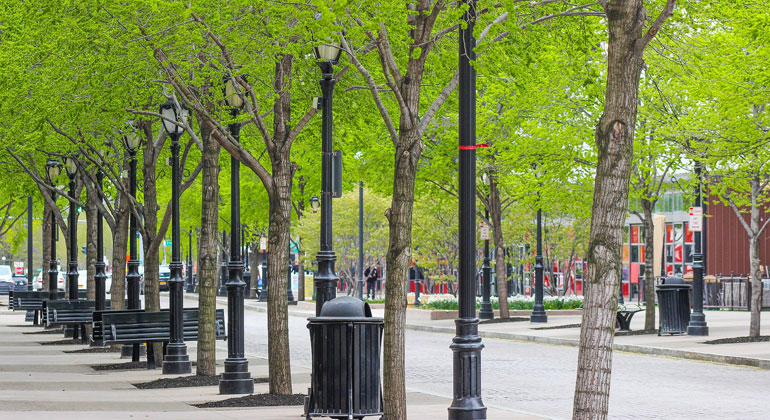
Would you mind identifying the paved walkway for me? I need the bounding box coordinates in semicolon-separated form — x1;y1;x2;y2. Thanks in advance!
0;296;535;420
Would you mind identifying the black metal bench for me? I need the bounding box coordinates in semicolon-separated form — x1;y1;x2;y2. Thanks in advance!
44;300;111;344
616;305;643;331
93;308;226;369
10;291;67;325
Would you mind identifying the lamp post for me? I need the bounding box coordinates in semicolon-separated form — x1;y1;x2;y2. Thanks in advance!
64;156;80;303
687;161;709;335
357;181;364;300
479;208;493;320
159;99;192;374
219;76;253;394
185;231;195;292
530;206;547;323
313;37;342;316
94;148;107;315
27;196;33;292
449;1;487;417
219;230;229;297
258;243;268;302
45;160;62;301
123;124;142;360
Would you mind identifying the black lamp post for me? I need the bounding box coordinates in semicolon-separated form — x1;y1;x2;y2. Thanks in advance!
124;124;142;360
479;208;493;320
45;159;62;301
449;1;486;417
687;161;709;335
159;99;192;375
357;181;364;301
219;75;254;394
64;156;80;303
530;206;547;323
219;230;229;297
185;230;195;292
94;147;107;315
258;243;268;302
27;196;33;292
313;37;342;316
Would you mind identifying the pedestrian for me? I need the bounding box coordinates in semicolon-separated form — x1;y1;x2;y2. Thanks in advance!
364;263;378;300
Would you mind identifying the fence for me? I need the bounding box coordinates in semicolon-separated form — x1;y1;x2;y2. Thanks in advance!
704;276;770;310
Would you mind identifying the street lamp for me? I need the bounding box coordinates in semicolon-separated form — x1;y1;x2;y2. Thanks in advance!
94;145;108;315
479;174;493;320
357;181;364;301
185;230;195;292
219;230;229;297
219;75;254;394
530;206;547;323
124;123;142;360
687;161;709;335
449;1;486;417
312;36;342;316
64;156;80;339
45;159;62;301
159;98;192;375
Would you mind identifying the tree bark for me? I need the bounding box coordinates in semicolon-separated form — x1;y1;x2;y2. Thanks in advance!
641;199;656;330
42;197;52;292
197;120;220;376
110;197;129;310
142;134;164;367
383;137;422;420
573;1;655;418
748;177;762;337
85;188;98;301
266;152;293;395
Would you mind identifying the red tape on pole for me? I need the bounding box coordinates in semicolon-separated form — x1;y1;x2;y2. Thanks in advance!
459;143;490;150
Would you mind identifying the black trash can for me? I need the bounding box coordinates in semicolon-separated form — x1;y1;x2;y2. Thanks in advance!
656;276;691;335
307;296;384;419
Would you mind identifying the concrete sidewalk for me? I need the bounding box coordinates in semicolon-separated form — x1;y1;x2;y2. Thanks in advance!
215;295;770;369
0;297;540;420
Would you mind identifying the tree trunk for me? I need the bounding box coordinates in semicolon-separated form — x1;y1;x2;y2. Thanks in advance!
266;153;293;395
110;197;129;310
42;198;52;292
197;122;220;376
749;235;761;337
142;143;164;367
489;176;508;318
642;199;656;330
86;185;98;302
573;2;647;418
383;138;421;420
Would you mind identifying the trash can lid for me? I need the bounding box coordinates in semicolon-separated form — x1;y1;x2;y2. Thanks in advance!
320;296;373;318
662;276;686;285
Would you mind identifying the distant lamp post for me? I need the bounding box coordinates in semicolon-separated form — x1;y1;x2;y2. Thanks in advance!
123;123;142;360
310;196;320;213
64;156;80;302
687;161;709;335
45;159;62;301
530;164;547;323
312;36;342;316
159;99;192;375
185;230;195;292
479;173;493;320
219;75;254;394
94;145;108;315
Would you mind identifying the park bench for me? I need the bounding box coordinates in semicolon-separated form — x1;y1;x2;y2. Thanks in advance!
616;304;643;331
93;308;226;368
43;300;112;344
10;291;67;324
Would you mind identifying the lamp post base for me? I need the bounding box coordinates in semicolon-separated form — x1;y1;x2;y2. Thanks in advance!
687;314;709;336
219;358;254;394
478;303;493;320
162;343;191;374
530;304;547;323
448;318;487;420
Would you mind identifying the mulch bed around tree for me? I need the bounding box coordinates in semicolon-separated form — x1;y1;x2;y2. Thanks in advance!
703;336;770;345
531;323;582;330
193;393;306;408
479;317;530;325
23;329;63;334
615;329;658;336
91;361;198;371
64;347;122;354
40;339;84;345
135;375;269;389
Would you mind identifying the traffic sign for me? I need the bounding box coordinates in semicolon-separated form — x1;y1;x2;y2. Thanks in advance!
689;207;703;232
259;237;268;251
15;266;23;275
480;221;490;241
165;240;172;247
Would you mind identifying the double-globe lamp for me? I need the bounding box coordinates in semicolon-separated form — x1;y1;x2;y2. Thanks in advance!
64;155;80;338
159;99;193;375
45;159;62;301
124;122;143;360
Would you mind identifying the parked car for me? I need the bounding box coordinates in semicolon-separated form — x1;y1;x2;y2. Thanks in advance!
0;265;12;284
0;279;12;295
12;275;28;291
159;265;170;291
34;268;66;291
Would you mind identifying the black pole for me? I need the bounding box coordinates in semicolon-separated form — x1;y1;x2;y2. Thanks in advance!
357;181;364;301
687;161;709;335
314;63;338;316
27;196;33;291
126;147;142;361
287;246;295;302
530;207;547;322
185;231;194;292
162;132;192;374
48;190;58;301
259;248;268;302
66;171;80;340
219;230;229;297
220;116;253;394
449;1;486;417
95;171;107;313
479;209;493;320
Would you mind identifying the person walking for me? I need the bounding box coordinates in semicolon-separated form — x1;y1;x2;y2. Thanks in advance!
364;263;378;300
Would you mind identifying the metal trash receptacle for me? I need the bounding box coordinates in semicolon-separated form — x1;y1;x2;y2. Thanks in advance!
307;296;383;419
656;276;691;335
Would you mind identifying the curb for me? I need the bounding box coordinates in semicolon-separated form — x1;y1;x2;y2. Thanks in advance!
403;323;770;370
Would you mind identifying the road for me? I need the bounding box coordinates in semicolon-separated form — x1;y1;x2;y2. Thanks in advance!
234;306;768;419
